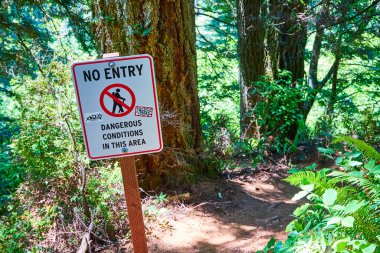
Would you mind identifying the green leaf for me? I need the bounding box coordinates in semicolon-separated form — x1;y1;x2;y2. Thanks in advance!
362;244;376;253
142;28;151;36
293;203;310;216
263;237;276;252
323;189;337;206
336;240;348;252
294;221;303;231
341;216;355;227
327;216;341;226
318;147;335;155
344;200;364;214
349;171;364;178
274;241;283;252
332;205;345;211
292;191;308;201
300;184;314;192
285;220;296;232
336;157;343;164
369;165;380;175
349;161;363;167
364;160;376;170
350;152;362;158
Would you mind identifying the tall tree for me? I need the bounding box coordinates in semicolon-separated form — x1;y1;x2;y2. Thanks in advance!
237;0;379;142
303;0;380;120
237;0;268;139
91;0;202;189
277;1;308;83
237;0;308;140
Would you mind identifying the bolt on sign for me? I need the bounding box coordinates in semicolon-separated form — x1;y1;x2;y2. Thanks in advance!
71;54;163;160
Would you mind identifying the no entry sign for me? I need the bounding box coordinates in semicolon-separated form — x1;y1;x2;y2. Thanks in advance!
71;55;163;160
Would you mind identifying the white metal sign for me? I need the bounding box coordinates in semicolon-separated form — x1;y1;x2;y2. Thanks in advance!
71;54;163;160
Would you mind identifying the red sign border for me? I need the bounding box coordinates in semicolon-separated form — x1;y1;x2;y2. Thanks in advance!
100;83;136;117
71;55;163;160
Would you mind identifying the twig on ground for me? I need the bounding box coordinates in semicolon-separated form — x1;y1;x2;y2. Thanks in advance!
258;216;279;223
266;156;289;168
76;214;94;253
268;203;279;211
191;201;232;210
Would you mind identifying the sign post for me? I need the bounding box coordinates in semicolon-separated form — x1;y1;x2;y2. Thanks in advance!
71;53;162;253
119;156;147;253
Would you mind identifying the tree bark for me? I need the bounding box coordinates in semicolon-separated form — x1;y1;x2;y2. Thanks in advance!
278;1;308;83
279;0;307;82
237;0;308;141
326;61;339;121
275;1;308;140
91;0;202;189
237;0;268;139
327;34;343;121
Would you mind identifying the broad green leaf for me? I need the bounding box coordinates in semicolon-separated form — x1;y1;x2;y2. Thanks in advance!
349;161;363;167
292;191;308;201
263;237;276;252
293;203;310;216
364;160;376;170
294;221;303;231
348;240;367;250
341;216;355;227
305;163;317;170
332;238;349;252
327;216;341;226
369;165;380;175
300;184;314;192
332;205;345;211
350;152;362;158
362;244;376;253
344;200;364;214
336;157;343;164
323;189;337;206
274;241;283;252
349;171;364;178
318;147;335;154
285;220;296;232
302;220;312;232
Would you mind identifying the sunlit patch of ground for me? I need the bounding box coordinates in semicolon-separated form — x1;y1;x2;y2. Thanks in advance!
135;164;300;253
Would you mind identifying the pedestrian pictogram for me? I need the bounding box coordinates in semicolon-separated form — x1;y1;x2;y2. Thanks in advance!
100;83;136;117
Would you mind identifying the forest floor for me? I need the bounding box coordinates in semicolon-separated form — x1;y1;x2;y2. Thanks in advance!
147;166;298;252
114;152;321;253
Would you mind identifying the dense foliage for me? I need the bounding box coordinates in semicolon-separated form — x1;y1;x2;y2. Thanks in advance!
259;138;380;253
0;59;130;252
0;0;379;251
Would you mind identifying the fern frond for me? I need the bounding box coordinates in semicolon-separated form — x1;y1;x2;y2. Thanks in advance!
285;171;337;195
333;135;380;162
354;204;380;242
330;171;380;200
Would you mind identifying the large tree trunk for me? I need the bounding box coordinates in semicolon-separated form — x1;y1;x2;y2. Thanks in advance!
276;1;308;140
278;1;308;83
91;0;202;189
237;0;270;139
237;0;307;141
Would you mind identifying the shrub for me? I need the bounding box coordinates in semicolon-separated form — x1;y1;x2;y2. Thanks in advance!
258;137;380;253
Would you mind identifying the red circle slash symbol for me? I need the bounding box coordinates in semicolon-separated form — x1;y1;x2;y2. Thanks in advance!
100;83;136;117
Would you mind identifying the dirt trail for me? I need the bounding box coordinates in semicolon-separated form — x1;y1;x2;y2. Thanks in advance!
134;165;300;253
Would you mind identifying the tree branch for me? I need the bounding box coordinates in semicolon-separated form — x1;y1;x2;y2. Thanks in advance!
195;12;236;27
309;0;380;34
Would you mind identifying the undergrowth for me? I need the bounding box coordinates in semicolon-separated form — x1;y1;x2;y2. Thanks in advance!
259;136;380;253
